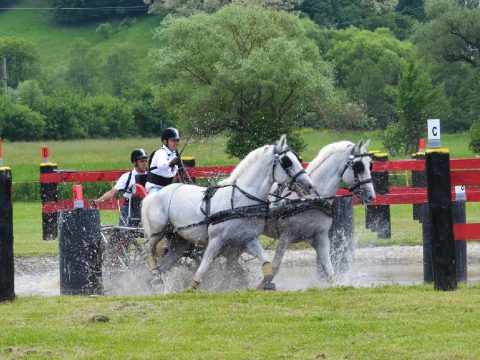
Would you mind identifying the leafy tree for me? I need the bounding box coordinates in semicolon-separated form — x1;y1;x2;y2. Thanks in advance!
104;43;140;96
122;84;167;134
0;96;45;141
13;80;44;110
0;37;39;88
82;95;135;138
96;23;113;39
145;0;303;16
414;0;480;68
412;0;480;146
150;5;338;157
384;59;445;155
39;92;86;140
66;40;102;95
298;0;417;39
324;27;414;128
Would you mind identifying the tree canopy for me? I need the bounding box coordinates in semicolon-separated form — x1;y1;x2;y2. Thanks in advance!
150;4;338;156
414;0;480;68
0;37;39;89
323;27;414;128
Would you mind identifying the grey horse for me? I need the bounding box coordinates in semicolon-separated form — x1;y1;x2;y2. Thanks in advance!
263;140;376;283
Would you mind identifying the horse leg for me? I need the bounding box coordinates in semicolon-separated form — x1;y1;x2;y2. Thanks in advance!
222;247;249;289
145;232;165;274
190;237;225;290
313;230;335;285
245;239;275;291
272;234;291;278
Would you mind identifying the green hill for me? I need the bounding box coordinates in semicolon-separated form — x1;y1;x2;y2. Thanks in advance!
0;0;164;71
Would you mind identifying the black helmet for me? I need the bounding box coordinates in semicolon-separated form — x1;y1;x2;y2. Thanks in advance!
161;127;181;141
130;148;148;162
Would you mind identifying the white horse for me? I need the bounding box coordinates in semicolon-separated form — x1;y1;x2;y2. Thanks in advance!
141;135;315;290
263;140;376;283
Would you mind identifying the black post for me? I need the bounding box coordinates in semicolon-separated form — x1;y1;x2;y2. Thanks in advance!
421;202;433;283
330;195;355;274
452;200;467;282
58;208;103;295
412;152;427;222
366;152;391;239
365;151;379;231
426;149;457;291
0;167;15;302
40;162;58;240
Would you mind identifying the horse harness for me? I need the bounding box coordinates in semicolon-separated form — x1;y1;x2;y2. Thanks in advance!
340;145;373;193
172;146;305;232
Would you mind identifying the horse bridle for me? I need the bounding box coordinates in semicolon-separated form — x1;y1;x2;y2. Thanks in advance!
340;146;373;193
272;147;307;187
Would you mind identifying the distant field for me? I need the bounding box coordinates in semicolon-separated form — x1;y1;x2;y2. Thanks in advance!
0;0;163;71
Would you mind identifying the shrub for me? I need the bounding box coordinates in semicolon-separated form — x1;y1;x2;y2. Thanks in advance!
96;23;113;39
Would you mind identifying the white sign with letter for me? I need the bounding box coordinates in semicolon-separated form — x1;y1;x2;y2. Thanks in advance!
427;119;441;148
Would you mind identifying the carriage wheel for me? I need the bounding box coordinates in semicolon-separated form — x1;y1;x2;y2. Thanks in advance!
102;229;145;273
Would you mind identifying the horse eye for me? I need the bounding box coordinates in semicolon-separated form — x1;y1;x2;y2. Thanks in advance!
353;161;365;173
280;156;293;168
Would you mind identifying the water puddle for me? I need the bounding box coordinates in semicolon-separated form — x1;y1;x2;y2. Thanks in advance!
14;245;480;296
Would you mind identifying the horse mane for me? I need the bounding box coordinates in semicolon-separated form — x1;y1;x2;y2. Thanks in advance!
218;145;272;185
306;140;354;175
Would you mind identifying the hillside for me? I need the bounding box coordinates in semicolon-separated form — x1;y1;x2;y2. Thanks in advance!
0;0;164;71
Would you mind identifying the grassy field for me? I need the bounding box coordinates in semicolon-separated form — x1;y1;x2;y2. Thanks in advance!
1;285;480;359
2;130;476;182
0;0;163;72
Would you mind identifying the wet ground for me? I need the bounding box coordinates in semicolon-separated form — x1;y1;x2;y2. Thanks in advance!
14;245;480;296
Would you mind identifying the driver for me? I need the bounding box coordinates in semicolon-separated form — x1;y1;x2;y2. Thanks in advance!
146;127;181;193
94;148;148;226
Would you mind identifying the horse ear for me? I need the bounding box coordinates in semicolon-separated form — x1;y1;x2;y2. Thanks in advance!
363;139;371;151
356;140;364;152
276;134;287;152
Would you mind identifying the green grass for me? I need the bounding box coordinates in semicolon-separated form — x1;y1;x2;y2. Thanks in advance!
0;0;163;71
1;286;480;359
2;130;476;183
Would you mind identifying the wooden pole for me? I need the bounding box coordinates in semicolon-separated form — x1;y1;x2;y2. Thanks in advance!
0;166;15;302
426;149;457;291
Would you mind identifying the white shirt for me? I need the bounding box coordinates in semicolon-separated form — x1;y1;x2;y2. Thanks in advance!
148;145;179;178
114;168;142;199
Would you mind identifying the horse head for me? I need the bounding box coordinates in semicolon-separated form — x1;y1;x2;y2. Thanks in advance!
340;139;376;204
272;134;314;196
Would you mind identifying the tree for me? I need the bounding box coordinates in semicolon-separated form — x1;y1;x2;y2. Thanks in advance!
384;59;445;155
104;43;140;96
150;5;338;157
0;37;39;88
324;27;414;128
414;0;480;68
0;96;45;141
66;40;102;95
13;80;44;110
145;0;303;16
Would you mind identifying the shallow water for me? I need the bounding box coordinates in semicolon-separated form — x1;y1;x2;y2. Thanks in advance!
14;245;480;296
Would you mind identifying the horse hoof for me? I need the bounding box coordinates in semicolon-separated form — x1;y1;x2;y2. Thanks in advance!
149;274;163;288
263;282;276;291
